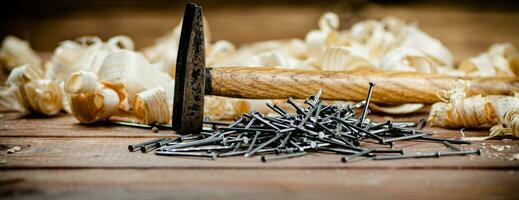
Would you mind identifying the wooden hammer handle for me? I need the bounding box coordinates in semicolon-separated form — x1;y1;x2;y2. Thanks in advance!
208;67;519;104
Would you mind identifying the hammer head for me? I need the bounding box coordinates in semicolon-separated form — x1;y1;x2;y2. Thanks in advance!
172;2;207;134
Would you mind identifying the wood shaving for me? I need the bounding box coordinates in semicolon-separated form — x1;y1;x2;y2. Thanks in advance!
134;87;170;125
0;12;517;124
428;80;519;137
6;146;21;154
0;64;63;115
459;43;519;77
0;36;41;71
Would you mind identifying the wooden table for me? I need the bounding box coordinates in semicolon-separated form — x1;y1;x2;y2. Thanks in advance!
1;1;519;199
1;112;518;199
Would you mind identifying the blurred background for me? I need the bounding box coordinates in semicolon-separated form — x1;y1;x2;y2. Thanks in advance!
0;0;518;63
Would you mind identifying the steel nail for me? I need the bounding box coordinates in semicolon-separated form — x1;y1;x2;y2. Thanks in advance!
261;151;307;162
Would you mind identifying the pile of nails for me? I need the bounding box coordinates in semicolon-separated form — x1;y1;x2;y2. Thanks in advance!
128;83;481;163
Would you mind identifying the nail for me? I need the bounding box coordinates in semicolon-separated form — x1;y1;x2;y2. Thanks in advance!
309;89;323;106
339;120;384;144
420;136;471;144
371;148;404;154
368;121;391;130
437;149;481;157
261;151;307;162
341;149;373;163
319;146;359;154
246;131;262;153
155;151;217;160
165;146;234;152
222;137;249;146
391;121;417;128
245;132;284;157
298;101;319;127
218;127;277;133
128;138;167;152
141;138;176;153
252;112;281;131
357;82;375;127
160;136;223;151
278;131;294;148
417;118;427;129
442;141;462;151
373;152;439;160
287;97;305;115
110;120;170;129
382;133;430;144
289;140;305;152
266;103;288;117
273;104;289;116
218;148;276;157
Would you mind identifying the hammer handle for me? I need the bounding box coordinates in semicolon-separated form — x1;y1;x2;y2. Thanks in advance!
208;67;518;104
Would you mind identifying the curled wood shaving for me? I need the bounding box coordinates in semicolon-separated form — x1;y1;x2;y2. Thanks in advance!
0;36;41;71
320;46;375;71
207;40;236;66
459;43;519;77
429;80;519;137
24;79;63;115
143;17;211;77
350;19;399;62
204;96;246;120
69;84;120;123
63;50;174;124
134;87;170;125
0;64;62;115
399;26;453;67
370;103;424;115
380;47;438;73
46;36;134;81
64;71;97;94
98;50;174;106
305;12;341;65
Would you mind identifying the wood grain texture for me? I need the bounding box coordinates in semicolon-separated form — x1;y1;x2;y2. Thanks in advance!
1;136;518;169
210;67;518;103
0;114;177;138
1;112;518;199
1;1;519;199
0;114;488;138
1;169;518;200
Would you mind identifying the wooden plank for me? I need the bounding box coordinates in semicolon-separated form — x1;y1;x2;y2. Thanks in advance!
0;137;517;169
0;114;177;138
0;169;518;200
0;113;489;138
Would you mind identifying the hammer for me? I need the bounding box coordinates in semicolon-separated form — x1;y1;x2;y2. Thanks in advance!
173;2;518;134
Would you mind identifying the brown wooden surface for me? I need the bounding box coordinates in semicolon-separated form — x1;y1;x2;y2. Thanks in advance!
1;113;519;199
1;1;519;199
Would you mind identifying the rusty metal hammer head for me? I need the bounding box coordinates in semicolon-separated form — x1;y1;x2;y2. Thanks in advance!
172;2;208;134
